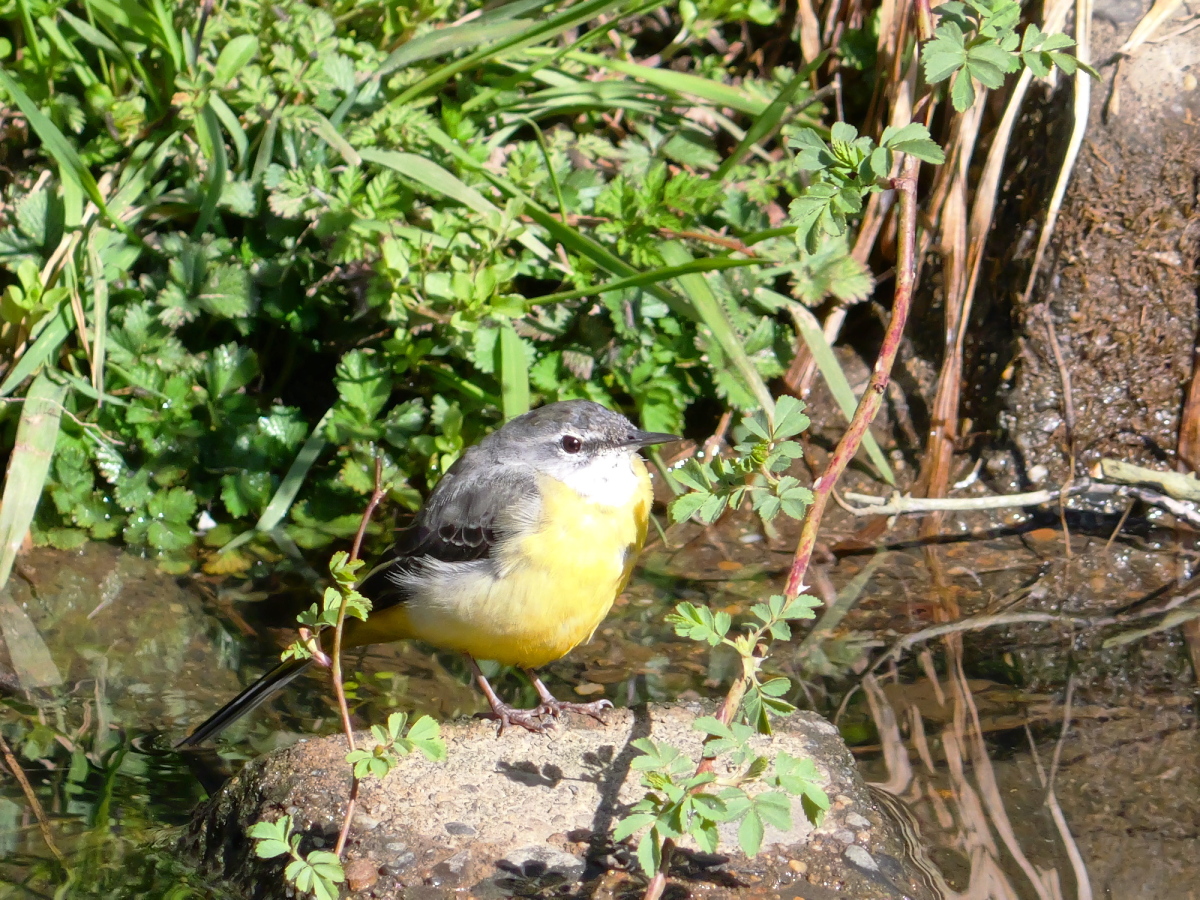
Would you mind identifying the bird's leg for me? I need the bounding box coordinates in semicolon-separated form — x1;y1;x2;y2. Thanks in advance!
525;669;613;724
468;657;552;735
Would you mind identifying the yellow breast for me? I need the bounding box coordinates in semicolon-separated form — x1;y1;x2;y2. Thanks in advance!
361;457;652;668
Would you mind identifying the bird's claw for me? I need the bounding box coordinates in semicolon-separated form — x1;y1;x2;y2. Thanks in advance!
534;697;613;724
478;704;555;736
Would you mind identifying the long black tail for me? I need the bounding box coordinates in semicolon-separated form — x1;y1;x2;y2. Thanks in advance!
175;656;312;747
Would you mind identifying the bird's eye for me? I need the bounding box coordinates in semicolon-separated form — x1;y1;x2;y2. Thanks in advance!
561;434;583;454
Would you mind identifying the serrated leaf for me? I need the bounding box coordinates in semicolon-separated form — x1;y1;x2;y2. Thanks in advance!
637;830;662;875
613;812;656;841
669;490;709;524
738;809;764;857
754;791;793;831
950;70;976;111
880;123;946;164
923;22;968;83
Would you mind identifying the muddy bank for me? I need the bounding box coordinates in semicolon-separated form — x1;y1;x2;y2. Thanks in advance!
983;6;1200;487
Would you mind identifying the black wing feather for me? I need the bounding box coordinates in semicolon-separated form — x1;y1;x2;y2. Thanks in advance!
358;460;538;610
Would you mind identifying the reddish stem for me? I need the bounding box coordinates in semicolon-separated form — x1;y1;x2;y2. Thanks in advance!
334;454;387;857
784;153;920;599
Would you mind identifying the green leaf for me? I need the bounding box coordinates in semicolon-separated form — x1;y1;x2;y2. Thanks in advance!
754;791;793;831
668;490;710;524
205;343;258;399
738;809;764;857
335;350;393;420
214;35;258;87
497;321;531;421
771;396;810;440
613;812;657;842
923;21;968;84
880;123;946;164
636;829;662;876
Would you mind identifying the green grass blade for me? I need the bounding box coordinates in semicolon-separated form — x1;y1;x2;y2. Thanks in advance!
361;147;552;261
376;18;531;79
147;0;183;71
58;6;121;55
559;49;767;115
713;55;825;181
0;373;67;589
86;234;109;405
0;373;66;691
253;408;333;534
534;258;763;305
0;305;73;397
15;0;45;67
659;241;774;414
498;321;530;420
209;94;249;171
0;69;138;244
50;368;127;405
418;122;699;321
776;292;895;484
192;103;227;236
307;110;360;166
392;0;626;107
251;110;280;183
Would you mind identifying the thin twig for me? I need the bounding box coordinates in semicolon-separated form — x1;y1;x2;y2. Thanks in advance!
786;153;920;597
843;485;1075;514
0;731;64;863
842;480;1200;528
1043;307;1076;555
334;454;387;857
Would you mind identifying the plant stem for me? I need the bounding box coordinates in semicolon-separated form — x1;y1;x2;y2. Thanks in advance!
643;840;675;900
784;153;921;599
0;731;64;863
333;454;386;857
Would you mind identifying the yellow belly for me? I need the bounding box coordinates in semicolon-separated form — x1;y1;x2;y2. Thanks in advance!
350;459;651;668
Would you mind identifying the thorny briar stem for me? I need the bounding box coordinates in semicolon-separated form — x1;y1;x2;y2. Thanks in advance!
334;454;386;857
784;153;921;600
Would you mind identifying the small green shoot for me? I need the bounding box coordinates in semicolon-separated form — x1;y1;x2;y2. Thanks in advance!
669;395;814;525
249;815;345;900
282;552;371;662
922;0;1098;111
345;712;446;779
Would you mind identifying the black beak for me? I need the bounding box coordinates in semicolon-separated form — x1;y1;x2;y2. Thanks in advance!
628;430;680;447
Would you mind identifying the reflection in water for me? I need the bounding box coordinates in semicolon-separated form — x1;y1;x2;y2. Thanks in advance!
2;518;1199;898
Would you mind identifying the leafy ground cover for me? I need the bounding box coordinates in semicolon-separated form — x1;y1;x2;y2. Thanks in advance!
0;0;880;574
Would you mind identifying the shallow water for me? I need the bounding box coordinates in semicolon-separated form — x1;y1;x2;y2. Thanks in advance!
1;514;1198;898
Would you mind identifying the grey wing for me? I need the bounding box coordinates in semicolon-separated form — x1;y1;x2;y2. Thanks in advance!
357;461;540;610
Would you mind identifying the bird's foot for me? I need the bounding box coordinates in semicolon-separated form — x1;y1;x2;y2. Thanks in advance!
534;697;613;724
477;703;554;736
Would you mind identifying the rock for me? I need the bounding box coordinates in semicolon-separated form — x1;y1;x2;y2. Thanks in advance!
181;703;937;898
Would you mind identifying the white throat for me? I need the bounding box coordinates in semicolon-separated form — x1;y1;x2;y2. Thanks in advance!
557;451;640;507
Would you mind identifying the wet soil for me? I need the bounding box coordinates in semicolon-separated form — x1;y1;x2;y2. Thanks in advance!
981;6;1200;487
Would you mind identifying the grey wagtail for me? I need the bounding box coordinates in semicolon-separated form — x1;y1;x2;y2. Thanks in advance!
177;400;677;744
